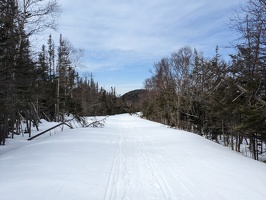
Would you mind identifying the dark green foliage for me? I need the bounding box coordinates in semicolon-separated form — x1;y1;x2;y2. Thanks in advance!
0;0;35;142
141;0;266;160
142;45;265;160
0;0;121;144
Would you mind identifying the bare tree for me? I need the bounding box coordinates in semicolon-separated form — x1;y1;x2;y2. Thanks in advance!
170;46;194;128
16;0;61;36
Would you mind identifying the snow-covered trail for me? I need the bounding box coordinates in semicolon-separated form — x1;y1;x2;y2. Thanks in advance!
0;114;266;200
105;116;174;200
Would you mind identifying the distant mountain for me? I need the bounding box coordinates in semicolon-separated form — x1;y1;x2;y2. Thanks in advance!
120;89;147;112
121;89;146;102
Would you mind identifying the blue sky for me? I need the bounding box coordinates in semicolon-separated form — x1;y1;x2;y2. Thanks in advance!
42;0;243;95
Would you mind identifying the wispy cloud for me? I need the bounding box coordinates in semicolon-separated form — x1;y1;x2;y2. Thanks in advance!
59;0;241;52
49;0;243;93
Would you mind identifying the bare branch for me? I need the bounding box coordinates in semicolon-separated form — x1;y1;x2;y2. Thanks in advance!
18;0;61;36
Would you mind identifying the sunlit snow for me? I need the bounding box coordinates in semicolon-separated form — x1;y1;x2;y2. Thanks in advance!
0;114;265;200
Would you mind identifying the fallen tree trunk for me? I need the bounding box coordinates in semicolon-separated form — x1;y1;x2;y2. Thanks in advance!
27;122;73;141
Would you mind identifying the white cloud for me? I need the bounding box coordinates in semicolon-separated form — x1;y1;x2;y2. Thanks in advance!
58;0;241;54
42;0;243;93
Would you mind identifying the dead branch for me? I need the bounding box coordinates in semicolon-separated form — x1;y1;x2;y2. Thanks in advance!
86;116;108;128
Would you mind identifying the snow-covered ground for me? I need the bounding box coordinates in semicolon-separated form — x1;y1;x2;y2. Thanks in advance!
0;114;266;200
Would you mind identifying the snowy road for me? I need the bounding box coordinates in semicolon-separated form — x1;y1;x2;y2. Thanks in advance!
0;114;266;200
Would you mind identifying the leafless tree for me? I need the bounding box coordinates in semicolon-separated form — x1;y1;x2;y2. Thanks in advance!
16;0;61;36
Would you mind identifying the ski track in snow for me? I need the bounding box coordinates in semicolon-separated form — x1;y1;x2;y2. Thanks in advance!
105;117;217;200
1;114;266;200
134;121;198;200
105;119;173;200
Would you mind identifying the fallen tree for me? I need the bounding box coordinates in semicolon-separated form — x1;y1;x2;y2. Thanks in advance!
27;122;73;141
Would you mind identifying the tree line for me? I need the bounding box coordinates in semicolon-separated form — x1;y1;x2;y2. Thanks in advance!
142;0;266;160
36;34;123;120
0;0;123;145
1;0;265;162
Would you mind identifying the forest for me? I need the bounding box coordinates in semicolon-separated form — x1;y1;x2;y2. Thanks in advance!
142;0;266;160
0;0;125;145
0;0;265;161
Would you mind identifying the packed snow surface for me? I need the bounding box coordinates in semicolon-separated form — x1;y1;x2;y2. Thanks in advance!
0;114;266;200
